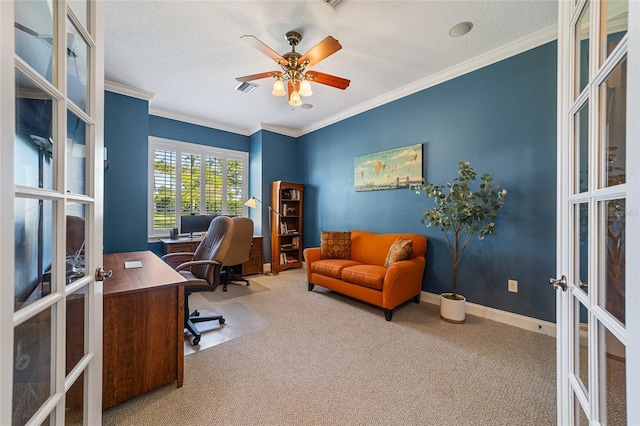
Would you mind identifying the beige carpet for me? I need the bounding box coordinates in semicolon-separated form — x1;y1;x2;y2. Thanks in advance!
103;269;557;426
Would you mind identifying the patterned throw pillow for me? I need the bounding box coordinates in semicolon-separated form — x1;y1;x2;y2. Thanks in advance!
384;238;413;267
321;231;352;259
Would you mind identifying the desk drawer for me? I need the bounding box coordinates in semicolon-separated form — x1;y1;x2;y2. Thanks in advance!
167;242;198;253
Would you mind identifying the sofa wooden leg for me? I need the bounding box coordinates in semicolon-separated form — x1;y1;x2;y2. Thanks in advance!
384;309;392;321
413;293;421;303
308;282;315;291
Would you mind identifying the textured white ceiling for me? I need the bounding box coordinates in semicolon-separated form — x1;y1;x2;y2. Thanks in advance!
104;0;558;136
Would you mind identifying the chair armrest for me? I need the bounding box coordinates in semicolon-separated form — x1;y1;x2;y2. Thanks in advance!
382;257;426;309
174;259;222;272
161;252;195;261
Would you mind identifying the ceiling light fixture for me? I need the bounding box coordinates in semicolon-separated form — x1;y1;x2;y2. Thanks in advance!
236;31;350;107
449;21;473;37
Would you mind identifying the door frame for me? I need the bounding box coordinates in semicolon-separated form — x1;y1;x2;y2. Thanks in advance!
0;1;105;424
556;0;639;424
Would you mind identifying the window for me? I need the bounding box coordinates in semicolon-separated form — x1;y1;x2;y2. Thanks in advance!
148;137;248;237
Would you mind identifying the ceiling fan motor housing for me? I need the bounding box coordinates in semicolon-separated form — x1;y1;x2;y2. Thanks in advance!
285;31;302;48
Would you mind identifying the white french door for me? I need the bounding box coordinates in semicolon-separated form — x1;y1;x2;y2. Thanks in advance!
556;0;639;424
0;0;104;424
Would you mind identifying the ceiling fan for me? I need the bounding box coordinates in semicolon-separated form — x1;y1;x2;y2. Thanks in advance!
235;31;350;107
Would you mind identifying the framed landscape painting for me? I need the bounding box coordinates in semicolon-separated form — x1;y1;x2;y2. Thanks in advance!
354;143;423;191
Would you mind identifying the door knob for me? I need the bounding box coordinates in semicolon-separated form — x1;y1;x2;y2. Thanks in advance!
550;275;568;291
95;267;113;281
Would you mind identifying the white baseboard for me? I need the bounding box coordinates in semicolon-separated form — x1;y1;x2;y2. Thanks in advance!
422;292;557;337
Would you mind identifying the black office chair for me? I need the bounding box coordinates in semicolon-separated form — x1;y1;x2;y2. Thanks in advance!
162;215;233;345
221;217;255;291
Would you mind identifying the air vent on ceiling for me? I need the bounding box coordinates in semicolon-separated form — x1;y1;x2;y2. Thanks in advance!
235;81;258;94
322;0;345;9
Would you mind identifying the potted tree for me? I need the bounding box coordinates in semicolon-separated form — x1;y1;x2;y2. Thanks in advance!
414;161;507;323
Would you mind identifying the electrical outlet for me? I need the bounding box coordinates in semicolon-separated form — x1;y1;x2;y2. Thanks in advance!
508;279;518;293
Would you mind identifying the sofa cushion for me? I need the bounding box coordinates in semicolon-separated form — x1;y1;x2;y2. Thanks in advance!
384;237;413;267
311;259;361;279
341;264;387;290
321;231;352;259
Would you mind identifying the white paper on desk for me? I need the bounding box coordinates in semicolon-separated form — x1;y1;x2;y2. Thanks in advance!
124;261;143;269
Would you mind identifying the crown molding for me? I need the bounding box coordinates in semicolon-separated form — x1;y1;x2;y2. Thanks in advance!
149;107;252;136
104;80;155;101
259;123;299;138
297;24;558;137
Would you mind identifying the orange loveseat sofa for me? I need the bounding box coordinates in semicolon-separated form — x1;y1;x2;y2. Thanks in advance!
303;230;427;320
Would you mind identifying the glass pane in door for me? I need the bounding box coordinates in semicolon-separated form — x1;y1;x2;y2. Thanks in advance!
65;286;86;424
12;308;53;425
14;198;55;311
66;112;87;195
66;372;84;425
601;327;626;425
574;300;589;391
576;1;591;97
66;18;88;111
575;394;589;426
66;203;87;284
15;70;55;190
576;203;589;294
600;58;627;188
602;0;628;59
68;0;88;30
14;0;54;83
600;198;625;324
575;102;589;193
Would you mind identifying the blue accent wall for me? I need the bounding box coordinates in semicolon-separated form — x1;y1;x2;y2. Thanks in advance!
251;130;298;263
299;41;558;322
103;103;252;253
104;91;149;253
103;40;558;322
149;116;249;151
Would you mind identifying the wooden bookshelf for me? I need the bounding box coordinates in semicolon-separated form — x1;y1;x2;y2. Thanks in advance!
271;181;303;273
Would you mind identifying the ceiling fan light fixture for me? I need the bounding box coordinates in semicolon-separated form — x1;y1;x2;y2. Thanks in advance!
288;90;302;107
272;79;286;97
299;79;313;97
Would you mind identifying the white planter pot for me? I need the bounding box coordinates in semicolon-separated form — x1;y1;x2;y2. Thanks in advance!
440;293;466;323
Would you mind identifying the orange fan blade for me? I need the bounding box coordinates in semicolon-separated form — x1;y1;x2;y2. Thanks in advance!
235;71;281;82
241;35;287;66
297;36;342;69
305;71;350;90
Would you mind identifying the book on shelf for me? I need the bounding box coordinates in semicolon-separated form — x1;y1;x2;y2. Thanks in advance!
280;221;287;234
281;189;300;201
286;255;298;264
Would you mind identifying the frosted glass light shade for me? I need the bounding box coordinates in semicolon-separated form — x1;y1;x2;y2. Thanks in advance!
288;90;302;106
299;80;313;97
272;80;286;97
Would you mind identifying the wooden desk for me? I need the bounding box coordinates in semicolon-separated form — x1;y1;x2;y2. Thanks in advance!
161;235;264;275
101;251;186;408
